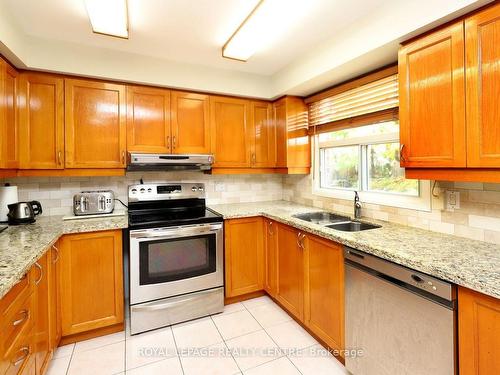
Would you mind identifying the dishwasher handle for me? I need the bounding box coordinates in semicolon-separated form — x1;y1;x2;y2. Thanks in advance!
344;246;456;305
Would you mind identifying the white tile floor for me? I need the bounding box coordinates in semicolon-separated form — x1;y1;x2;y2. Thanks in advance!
47;295;348;375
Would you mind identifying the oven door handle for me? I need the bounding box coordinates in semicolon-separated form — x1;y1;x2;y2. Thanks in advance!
130;225;222;240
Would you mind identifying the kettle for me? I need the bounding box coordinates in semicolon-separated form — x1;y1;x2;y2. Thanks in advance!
7;201;43;225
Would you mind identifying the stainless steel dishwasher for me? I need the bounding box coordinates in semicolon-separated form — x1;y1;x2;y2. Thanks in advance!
344;247;457;375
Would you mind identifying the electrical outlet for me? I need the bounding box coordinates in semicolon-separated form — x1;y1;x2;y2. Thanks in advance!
446;190;460;210
215;182;226;192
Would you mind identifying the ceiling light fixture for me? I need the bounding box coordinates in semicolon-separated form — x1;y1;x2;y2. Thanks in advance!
222;0;306;62
85;0;129;39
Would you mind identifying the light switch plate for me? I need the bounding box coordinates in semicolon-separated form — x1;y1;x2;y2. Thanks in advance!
446;190;460;210
215;182;226;192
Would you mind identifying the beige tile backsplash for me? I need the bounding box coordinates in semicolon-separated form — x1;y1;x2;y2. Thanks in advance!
1;172;283;217
2;171;500;245
283;174;500;245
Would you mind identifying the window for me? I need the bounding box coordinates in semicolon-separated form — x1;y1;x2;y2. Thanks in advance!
314;121;430;210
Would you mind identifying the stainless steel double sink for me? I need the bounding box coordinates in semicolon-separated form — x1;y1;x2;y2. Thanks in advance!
292;211;381;232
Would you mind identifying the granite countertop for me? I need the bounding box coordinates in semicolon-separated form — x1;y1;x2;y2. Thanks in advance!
0;215;128;299
209;201;500;299
2;200;499;301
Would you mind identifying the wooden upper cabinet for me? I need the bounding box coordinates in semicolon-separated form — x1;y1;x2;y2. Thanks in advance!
273;96;310;172
65;79;126;168
0;59;19;169
224;217;264;298
465;3;500;167
458;287;500;375
398;21;466;168
59;230;123;336
276;223;304;321
304;235;344;353
127;85;171;153
273;99;287;168
171;91;210;154
250;101;276;168
210;96;251;167
18;73;64;169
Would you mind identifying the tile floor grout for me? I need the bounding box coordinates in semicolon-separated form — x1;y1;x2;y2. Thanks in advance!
50;296;345;375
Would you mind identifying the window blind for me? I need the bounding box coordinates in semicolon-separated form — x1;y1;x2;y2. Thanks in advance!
308;74;399;128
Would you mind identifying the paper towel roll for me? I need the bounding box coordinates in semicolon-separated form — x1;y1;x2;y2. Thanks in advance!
0;185;18;222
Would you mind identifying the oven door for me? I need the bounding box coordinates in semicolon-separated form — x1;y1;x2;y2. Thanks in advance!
129;223;223;304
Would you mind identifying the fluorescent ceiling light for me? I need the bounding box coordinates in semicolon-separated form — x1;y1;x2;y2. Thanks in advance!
85;0;129;39
222;0;305;61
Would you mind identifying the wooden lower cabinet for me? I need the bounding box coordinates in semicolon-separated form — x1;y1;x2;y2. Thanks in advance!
276;223;305;321
264;219;278;298
59;230;124;336
458;286;500;375
224;217;265;298
304;235;344;353
33;252;51;375
48;243;62;352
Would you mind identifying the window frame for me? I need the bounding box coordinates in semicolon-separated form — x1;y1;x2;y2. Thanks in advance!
312;125;431;211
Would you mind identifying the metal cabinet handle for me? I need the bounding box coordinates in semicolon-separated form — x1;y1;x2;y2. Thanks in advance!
268;221;273;235
58;150;62;165
122;151;126;164
251;153;256;165
12;309;29;327
167;135;171;151
34;262;43;285
296;232;302;249
172;136;176;150
12;346;29;367
400;144;406;163
52;244;59;264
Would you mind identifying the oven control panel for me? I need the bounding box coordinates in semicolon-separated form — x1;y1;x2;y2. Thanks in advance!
128;183;205;202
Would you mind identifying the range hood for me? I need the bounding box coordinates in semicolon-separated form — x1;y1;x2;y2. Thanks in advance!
127;153;214;171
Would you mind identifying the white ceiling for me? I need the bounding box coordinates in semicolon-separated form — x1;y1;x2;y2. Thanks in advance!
2;0;385;75
0;0;492;98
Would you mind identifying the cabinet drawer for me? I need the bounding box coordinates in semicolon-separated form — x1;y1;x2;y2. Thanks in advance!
1;326;33;375
0;273;31;316
1;293;34;356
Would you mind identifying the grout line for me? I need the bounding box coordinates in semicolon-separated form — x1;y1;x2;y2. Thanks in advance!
209;314;243;374
64;344;76;375
170;326;186;375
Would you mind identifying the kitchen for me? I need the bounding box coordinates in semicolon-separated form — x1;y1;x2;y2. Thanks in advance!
0;0;499;374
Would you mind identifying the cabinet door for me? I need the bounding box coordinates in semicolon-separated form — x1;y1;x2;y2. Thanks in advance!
65;79;126;168
398;22;466;167
0;59;19;169
273;99;287;168
276;223;304;320
171;91;210;154
127;85;171;153
304;235;344;353
32;252;50;375
465;3;500;167
458;287;500;375
18;73;64;169
210;96;251;167
250;101;275;167
264;220;278;298
60;230;123;335
224;217;264;298
48;243;61;351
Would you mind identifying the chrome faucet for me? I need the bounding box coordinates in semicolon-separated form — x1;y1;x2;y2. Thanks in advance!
354;191;362;219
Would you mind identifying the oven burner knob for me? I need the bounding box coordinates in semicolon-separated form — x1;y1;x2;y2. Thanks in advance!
131;189;137;193
191;187;197;192
198;187;204;192
140;188;145;193
147;188;152;193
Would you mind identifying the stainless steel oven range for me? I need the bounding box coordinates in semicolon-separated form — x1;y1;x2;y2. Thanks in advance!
127;183;223;335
